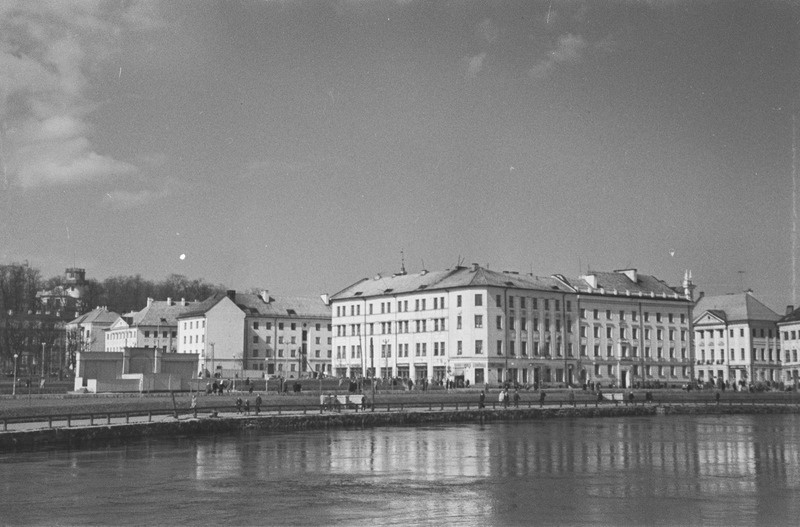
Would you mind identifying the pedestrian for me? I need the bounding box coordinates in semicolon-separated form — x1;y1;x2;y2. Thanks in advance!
206;382;211;395
502;388;509;409
236;396;242;414
244;399;250;415
715;391;721;405
249;383;254;394
255;394;262;415
539;391;546;407
568;390;575;407
513;389;520;408
479;390;486;409
190;394;197;418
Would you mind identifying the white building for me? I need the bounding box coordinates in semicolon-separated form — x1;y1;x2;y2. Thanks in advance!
104;298;192;353
66;307;120;353
778;305;800;388
562;269;695;389
693;292;781;388
176;290;332;379
330;264;694;388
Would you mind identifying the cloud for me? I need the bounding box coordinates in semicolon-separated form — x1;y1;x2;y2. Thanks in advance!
529;33;587;80
0;2;166;189
464;53;487;80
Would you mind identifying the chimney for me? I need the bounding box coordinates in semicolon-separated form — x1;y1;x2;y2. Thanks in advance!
698;291;705;300
320;294;330;306
260;290;270;303
167;297;172;306
787;305;795;316
226;290;236;301
470;263;479;272
147;297;153;307
181;298;186;306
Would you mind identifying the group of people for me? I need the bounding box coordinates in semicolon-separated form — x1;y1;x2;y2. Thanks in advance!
234;394;263;415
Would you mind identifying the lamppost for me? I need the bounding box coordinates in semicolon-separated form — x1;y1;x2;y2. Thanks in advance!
12;353;18;396
41;342;46;384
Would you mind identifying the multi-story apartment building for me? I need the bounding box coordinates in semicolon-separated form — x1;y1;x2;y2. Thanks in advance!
693;292;781;388
778;305;800;388
104;298;190;352
330;264;695;388
176;290;332;379
562;269;695;389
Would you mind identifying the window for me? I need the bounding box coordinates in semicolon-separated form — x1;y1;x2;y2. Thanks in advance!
457;316;462;329
580;309;586;319
497;340;503;355
474;315;483;328
457;341;463;355
253;322;259;330
457;295;462;307
145;331;150;338
475;340;483;354
474;294;483;306
606;310;612;319
496;295;502;307
606;327;612;338
593;309;599;320
252;336;258;343
496;316;503;330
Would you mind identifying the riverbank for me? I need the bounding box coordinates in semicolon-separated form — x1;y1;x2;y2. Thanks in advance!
2;401;799;451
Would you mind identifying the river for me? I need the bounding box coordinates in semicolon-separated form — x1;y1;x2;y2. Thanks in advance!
2;414;800;526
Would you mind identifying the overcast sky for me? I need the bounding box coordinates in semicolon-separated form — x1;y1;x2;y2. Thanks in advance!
0;1;798;310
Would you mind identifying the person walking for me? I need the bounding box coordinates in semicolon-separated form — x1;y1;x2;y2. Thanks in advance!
244;399;250;415
235;396;242;414
513;389;520;408
255;393;262;415
539;390;546;407
479;391;486;409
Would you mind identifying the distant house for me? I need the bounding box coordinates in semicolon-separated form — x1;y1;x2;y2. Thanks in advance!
65;307;120;366
105;298;195;353
176;290;332;380
693;292;781;387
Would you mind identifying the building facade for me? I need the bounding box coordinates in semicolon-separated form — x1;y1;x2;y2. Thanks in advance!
330;265;695;388
778;305;800;388
104;298;191;353
693;292;781;388
66;307;120;354
176;290;332;379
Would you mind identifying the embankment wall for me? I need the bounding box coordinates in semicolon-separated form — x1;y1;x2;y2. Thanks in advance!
2;404;799;451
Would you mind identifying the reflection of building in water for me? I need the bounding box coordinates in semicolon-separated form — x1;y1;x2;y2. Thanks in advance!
195;439;243;483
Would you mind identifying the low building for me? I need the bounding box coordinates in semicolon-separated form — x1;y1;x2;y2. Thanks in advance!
176;290;332;380
693;292;781;388
105;298;193;353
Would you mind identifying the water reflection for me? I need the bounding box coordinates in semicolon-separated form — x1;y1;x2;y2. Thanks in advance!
3;415;800;525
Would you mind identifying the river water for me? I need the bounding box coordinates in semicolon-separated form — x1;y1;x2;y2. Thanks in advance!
2;414;800;526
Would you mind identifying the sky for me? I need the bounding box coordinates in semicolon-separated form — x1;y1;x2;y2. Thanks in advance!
0;0;798;311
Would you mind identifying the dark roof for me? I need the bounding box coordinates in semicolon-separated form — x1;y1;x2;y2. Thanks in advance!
178;292;331;319
559;271;687;300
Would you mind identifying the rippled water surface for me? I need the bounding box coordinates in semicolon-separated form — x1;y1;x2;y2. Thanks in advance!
3;414;800;526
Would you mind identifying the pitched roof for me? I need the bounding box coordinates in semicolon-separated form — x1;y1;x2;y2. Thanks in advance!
129;300;198;327
332;266;573;300
559;271;687;300
67;307;120;326
694;292;779;324
178;291;331;319
779;305;800;323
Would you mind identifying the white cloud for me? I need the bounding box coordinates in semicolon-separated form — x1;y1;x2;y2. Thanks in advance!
0;2;166;189
529;33;587;80
465;53;487;80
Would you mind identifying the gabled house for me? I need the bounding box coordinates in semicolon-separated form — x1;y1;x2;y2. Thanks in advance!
104;298;194;353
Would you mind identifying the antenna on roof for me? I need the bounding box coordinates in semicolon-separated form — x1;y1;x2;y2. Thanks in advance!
400;249;406;275
420;258;426;271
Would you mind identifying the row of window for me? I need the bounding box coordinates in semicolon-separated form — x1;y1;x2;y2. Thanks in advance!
251;335;332;345
697;348;780;362
698;328;776;339
252;321;331;332
580;326;686;341
581;309;685;324
257;348;332;359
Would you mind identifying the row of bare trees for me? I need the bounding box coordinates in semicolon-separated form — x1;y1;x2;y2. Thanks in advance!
1;262;227;377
